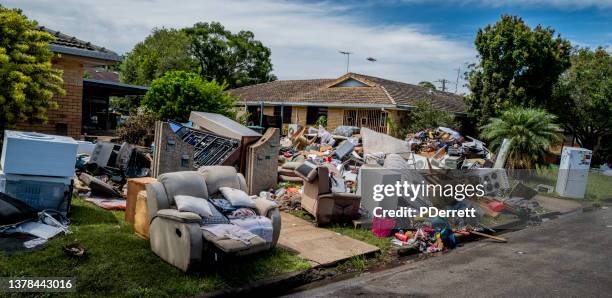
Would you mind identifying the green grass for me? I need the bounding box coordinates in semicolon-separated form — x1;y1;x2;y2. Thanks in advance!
525;165;612;202
0;198;310;297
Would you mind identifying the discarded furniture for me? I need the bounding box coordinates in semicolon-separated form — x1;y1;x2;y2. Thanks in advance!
295;163;361;225
1;130;76;215
245;128;280;195
190;111;261;172
145;167;281;271
125;177;158;223
134;190;150;239
151;121;241;177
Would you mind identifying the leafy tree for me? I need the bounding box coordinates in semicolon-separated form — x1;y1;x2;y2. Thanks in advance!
120;28;196;86
0;7;64;135
481;107;562;169
418;81;436;90
407;99;457;133
142;71;237;122
552;47;612;164
184;22;276;88
466;15;571;127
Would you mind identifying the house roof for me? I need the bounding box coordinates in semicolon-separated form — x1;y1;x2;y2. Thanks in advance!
35;26;122;62
85;67;120;82
229;73;466;113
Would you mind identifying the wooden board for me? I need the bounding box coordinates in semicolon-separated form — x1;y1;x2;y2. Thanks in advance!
278;213;379;266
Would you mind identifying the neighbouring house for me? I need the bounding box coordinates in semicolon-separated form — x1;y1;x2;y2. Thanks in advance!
229;73;466;134
16;26;148;138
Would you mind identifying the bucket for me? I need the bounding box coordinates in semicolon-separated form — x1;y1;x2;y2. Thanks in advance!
371;217;396;237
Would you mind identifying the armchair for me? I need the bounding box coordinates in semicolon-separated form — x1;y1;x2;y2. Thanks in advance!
145;166;281;271
295;163;361;225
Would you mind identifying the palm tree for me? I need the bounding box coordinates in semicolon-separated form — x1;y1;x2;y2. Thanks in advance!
480;107;562;169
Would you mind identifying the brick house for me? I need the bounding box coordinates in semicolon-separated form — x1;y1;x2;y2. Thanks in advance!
17;27;147;138
230;73;466;134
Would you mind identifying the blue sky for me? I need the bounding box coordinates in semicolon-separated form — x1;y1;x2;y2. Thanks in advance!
354;1;611;47
3;0;611;92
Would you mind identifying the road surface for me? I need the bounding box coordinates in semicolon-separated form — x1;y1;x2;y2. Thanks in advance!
288;207;612;297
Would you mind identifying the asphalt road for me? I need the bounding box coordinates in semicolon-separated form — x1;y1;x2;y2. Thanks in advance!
288;207;612;297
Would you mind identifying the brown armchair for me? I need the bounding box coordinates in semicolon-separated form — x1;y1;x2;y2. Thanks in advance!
295;163;361;225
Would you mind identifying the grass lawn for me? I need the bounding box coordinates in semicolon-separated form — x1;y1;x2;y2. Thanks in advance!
525;166;612;202
0;197;310;297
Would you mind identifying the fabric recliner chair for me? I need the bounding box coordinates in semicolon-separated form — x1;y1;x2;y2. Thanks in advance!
295;163;361;225
145;166;281;272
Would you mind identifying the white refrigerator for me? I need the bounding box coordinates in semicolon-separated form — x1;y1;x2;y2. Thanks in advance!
555;147;592;199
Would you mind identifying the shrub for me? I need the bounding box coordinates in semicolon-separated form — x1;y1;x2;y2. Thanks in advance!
142;71;237;122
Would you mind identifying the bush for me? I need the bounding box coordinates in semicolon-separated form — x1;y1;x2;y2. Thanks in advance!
480;107;563;169
142;71;237;122
0;7;65;133
406;99;457;133
116;111;156;147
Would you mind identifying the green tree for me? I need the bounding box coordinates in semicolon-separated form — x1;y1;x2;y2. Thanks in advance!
481;107;562;169
120;28;196;86
407;99;457;133
418;81;436;90
185;22;276;88
552;47;612;164
142;71;237;122
0;7;64;134
466;15;571;127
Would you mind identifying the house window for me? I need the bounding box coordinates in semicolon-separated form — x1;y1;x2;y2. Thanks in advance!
274;105;293;124
343;109;388;133
306;107;328;125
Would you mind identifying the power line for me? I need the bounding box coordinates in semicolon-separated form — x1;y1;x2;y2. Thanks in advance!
436;79;451;92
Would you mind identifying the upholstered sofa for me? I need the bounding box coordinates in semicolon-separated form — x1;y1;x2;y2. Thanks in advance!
145;166;280;271
295;162;361;225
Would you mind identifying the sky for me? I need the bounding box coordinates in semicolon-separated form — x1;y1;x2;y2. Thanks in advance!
3;0;611;92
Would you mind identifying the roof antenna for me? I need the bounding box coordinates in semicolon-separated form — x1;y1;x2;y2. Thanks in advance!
339;50;353;73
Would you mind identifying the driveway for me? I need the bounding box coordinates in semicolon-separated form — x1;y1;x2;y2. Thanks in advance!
287;207;612;297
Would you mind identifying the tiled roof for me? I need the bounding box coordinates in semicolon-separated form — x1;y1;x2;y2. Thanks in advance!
85;67;120;82
35;26;121;62
230;73;466;113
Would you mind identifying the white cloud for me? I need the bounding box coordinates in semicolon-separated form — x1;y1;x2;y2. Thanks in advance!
3;0;475;90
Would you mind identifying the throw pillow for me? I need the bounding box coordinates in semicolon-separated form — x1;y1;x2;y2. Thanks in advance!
219;187;256;208
174;195;212;218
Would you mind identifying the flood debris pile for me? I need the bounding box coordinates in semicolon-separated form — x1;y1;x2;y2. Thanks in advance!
272;124;542;256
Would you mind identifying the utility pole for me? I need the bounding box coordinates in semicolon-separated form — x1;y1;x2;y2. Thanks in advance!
436;79;451;92
454;67;461;94
339;50;353;73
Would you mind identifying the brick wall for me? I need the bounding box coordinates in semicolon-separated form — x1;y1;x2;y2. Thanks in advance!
17;56;84;138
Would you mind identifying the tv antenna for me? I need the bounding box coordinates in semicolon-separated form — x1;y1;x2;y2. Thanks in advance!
339;50;353;73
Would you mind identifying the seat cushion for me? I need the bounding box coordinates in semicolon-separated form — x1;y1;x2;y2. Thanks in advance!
201;224;268;254
294;161;318;182
158;171;208;205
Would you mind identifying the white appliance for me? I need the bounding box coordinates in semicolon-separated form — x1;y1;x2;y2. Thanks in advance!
1;130;78;177
1;170;72;214
556;147;592;199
